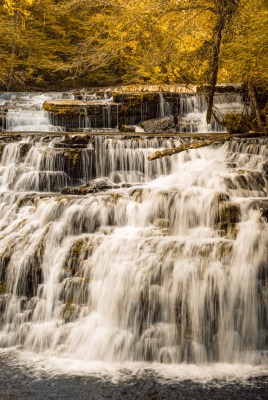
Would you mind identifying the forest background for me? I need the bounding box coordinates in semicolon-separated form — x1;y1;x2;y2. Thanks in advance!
0;0;267;124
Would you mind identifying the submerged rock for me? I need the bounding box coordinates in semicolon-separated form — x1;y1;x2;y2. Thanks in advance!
250;199;268;221
61;178;121;195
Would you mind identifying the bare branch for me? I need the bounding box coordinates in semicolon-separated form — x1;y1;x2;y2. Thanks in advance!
148;132;266;161
148;137;229;161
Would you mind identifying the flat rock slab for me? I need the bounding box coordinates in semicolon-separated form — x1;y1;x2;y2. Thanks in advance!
44;100;119;107
1;131;266;139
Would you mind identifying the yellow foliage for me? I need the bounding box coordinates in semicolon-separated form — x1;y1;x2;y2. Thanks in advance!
4;0;35;17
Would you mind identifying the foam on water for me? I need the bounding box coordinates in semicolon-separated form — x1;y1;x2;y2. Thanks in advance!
0;134;267;379
0;91;246;132
1;92;74;132
0;348;267;384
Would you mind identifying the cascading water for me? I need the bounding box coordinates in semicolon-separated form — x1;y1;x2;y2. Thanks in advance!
0;92;74;132
0;133;267;370
159;93;246;133
1;91;246;133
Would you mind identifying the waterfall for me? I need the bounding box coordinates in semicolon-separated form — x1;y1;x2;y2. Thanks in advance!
0;92;74;132
1;91;246;133
0;134;267;366
159;93;171;118
159;93;245;133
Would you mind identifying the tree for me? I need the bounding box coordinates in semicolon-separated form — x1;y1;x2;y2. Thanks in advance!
220;0;268;130
205;0;240;124
0;0;90;90
3;0;36;89
0;0;266;111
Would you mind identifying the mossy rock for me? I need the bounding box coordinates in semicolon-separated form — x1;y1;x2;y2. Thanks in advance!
112;92;158;104
225;112;254;134
215;202;241;238
61;298;76;322
0;282;6;294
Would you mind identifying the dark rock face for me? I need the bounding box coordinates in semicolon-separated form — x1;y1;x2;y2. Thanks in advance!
44;101;121;129
141;116;176;133
61;178;121;195
250;199;268;221
0;112;5;130
215;201;241;238
44;92;192;130
113;92;161;125
262;160;268;175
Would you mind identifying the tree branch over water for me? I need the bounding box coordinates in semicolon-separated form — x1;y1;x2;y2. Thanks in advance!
148;132;267;161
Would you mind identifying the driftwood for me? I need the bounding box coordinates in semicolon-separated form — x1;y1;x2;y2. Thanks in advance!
148;132;267;161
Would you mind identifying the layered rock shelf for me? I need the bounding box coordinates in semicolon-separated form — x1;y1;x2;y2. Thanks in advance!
44;99;122;129
0;88;246;133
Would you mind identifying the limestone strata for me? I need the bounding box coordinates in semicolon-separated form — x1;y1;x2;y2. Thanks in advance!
44;100;121;129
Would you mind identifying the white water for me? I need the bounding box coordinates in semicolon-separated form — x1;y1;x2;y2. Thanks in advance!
0;134;267;380
1;348;267;383
0;92;74;132
0;91;246;132
159;93;246;133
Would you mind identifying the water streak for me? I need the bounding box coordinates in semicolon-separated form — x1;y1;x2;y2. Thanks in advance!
0;134;266;368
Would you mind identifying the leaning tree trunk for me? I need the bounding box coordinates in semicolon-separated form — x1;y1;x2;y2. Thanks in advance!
148;132;266;161
206;0;240;125
206;17;225;125
248;81;264;131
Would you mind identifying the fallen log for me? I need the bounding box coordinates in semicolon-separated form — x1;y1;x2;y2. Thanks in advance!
148;132;267;161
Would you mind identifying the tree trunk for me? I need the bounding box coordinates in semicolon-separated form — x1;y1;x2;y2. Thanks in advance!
7;9;19;91
206;1;240;125
206;18;225;124
248;81;264;131
148;132;266;161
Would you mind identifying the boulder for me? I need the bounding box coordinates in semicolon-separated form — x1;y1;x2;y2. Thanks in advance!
140;116;176;133
119;124;136;132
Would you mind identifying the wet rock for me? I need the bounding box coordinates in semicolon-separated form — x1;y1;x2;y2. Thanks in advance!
19;142;32;158
61;298;78;323
213;192;230;203
262;160;268;175
44;100;121;129
0;282;5;294
215;201;241;238
226;162;237;169
0;251;12;283
61;187;95;195
0;112;6;130
113;92;160;126
0;143;5;159
250;199;268;221
119;124;136;132
0;134;23;142
86;178;119;192
54;135;91;148
223;172;267;194
61;178;120;195
154;219;169;229
62;148;84;182
64;134;91;146
141;116;176;133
